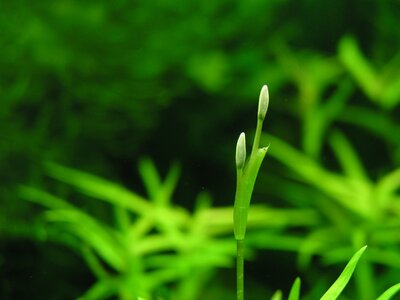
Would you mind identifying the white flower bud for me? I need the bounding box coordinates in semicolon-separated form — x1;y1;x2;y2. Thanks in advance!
258;85;269;120
236;132;246;169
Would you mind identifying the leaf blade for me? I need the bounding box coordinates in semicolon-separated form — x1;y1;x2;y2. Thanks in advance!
320;245;367;300
376;283;400;300
288;277;301;300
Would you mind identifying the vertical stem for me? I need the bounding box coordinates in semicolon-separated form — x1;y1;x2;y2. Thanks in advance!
237;239;244;300
251;119;263;156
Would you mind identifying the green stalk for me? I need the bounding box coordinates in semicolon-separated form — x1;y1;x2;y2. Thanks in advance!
234;85;269;300
251;119;263;156
237;239;244;300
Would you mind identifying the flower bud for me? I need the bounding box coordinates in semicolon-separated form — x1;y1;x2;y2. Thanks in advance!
258;85;269;120
236;132;246;169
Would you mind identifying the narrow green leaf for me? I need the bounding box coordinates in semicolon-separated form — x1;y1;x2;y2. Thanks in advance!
320;245;367;300
77;279;117;300
382;76;400;108
376;283;400;300
339;106;400;146
288;277;301;300
302;79;353;159
234;147;268;240
338;36;379;101
114;206;131;232
46;163;151;214
139;158;181;206
264;134;371;219
45;209;125;271
375;168;400;207
138;158;162;200
81;245;110;279
270;290;282;300
155;162;180;205
19;186;73;209
329;130;368;181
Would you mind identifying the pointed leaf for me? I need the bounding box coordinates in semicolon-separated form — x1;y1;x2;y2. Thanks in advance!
329;130;368;181
288;277;301;300
77;279;117;300
138;158;162;200
376;283;400;300
45;209;125;271
19;186;73;209
155;162;180;205
270;290;282;300
46;163;151;214
320;246;367;300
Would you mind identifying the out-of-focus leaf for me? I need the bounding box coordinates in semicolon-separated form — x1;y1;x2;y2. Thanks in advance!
382;77;400;108
127;217;154;241
133;234;175;256
375;168;400;208
46;163;151;214
270;290;282;300
77;279;117;300
302;79;353;158
288;277;301;300
365;247;400;269
138;158;162;200
113;206;131;232
339;106;400;146
328;131;368;181
45;209;126;271
246;232;307;253
155;162;180;206
19;186;74;210
81;245;109;279
338;36;379;102
338;36;400;109
298;227;340;268
264;134;373;219
175;267;214;300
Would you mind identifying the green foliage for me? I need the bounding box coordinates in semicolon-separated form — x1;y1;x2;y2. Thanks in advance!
339;36;400;109
20;160;309;299
255;122;400;299
1;0;400;299
20;161;234;299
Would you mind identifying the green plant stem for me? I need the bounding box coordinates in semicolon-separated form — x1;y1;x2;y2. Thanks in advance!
237;239;244;300
251;120;263;156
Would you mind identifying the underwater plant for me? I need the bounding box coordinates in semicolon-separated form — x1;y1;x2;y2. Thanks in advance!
233;85;400;300
17;85;400;300
233;85;269;300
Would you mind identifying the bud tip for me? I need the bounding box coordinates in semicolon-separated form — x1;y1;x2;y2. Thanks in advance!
258;85;269;120
236;132;246;169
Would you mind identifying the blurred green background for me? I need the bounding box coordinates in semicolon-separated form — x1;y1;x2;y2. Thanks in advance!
1;0;400;299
